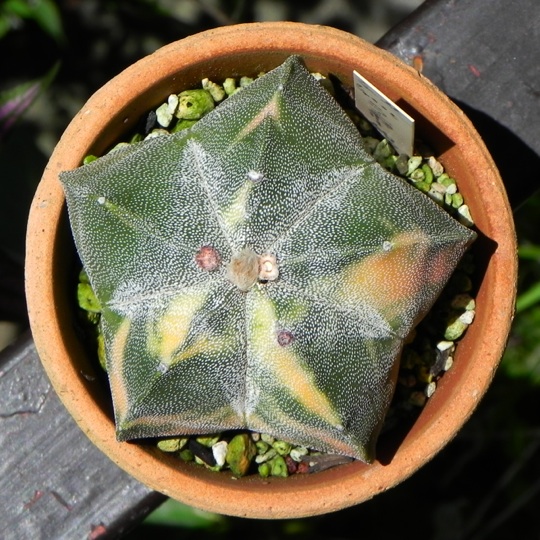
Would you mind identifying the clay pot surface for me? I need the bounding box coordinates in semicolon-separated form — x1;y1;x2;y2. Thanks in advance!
25;22;517;518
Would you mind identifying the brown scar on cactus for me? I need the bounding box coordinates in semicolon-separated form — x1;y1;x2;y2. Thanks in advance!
195;245;221;271
277;329;294;347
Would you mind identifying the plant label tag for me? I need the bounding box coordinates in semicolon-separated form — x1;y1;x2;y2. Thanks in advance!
353;70;415;157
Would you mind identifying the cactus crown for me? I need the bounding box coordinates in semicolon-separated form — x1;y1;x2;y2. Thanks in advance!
60;56;475;463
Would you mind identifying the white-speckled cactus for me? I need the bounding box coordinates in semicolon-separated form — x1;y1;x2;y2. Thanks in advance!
60;56;475;463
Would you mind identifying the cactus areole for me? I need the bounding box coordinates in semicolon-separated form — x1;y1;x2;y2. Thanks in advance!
60;56;476;463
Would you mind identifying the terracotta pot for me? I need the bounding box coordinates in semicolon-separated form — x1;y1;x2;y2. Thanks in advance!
25;22;517;518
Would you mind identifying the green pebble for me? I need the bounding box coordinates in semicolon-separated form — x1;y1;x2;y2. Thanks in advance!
144;128;169;140
171;119;197;133
196;435;220;447
407;155;423;175
269;455;289;477
438;174;456;188
255;448;277;464
256;440;270;454
409;168;425;182
395;154;409;175
258;462;271;478
416;364;432;384
409;390;427;407
176;89;214;120
444;318;468;340
451;192;464;208
201;78;226;102
79;268;90;284
157;438;185;452
83;155;97;165
421;163;434;184
225;433;257;477
85;310;100;326
273;440;292;456
415;181;430;193
97;332;107;371
289;446;309;462
427;183;446;205
383;154;398;171
195;455;223;472
260;433;275;445
77;282;101;313
373;139;393;162
239;76;254;88
179;448;194;462
223;77;237;95
356;116;373;134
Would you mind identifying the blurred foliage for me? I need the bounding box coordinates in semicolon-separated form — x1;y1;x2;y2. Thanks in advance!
0;62;59;137
0;0;64;42
501;195;540;386
1;1;540;538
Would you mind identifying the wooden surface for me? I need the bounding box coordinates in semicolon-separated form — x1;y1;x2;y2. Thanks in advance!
0;333;165;540
378;0;540;209
2;0;539;537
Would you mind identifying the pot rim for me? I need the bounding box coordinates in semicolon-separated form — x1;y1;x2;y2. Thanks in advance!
25;21;517;518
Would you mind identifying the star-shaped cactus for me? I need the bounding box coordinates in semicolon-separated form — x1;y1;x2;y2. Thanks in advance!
61;56;475;463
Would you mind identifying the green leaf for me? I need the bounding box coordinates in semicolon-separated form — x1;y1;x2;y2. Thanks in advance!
518;243;540;261
516;282;540;313
60;56;475;462
144;498;226;529
1;0;64;43
0;62;59;137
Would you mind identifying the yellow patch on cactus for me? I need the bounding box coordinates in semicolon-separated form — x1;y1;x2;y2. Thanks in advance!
248;291;341;428
146;289;208;367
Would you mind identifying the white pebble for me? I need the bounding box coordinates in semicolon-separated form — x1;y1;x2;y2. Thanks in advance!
260;433;275;445
156;103;173;128
459;310;475;324
436;340;454;352
167;94;179;114
427;156;444;177
255;448;277;464
457;204;474;227
425;381;437;398
290;446;309;462
144;129;169;140
211;440;228;467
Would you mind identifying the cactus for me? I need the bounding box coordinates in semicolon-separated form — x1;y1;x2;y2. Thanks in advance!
60;56;476;463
